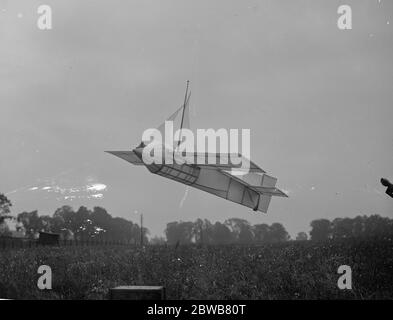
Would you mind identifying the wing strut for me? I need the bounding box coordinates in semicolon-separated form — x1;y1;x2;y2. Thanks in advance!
178;80;190;148
173;80;190;158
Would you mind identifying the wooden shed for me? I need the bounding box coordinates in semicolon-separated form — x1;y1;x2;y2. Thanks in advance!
38;232;60;246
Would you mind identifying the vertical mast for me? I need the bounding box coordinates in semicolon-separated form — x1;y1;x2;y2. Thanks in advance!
178;80;190;149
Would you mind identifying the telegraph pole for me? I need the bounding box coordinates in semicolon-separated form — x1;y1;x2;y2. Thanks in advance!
140;212;143;246
134;210;143;246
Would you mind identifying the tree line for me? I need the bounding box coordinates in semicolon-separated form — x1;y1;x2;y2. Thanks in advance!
17;205;149;243
1;193;392;244
163;215;393;245
309;215;393;241
162;218;290;245
0;193;148;243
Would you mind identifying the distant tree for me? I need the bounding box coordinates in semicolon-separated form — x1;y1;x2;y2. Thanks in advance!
327;215;393;240
53;205;76;232
0;222;11;236
363;214;392;239
165;222;180;245
165;219;292;245
73;206;94;239
253;224;270;243
225;218;254;243
193;218;204;244
331;217;354;239
192;219;214;244
0;193;12;225
165;221;194;245
181;221;194;244
110;217;147;243
17;210;43;238
39;215;54;233
269;223;290;242
211;222;233;244
310;219;331;241
352;215;365;238
14;205;147;242
296;232;308;241
201;219;214;244
52;206;92;239
90;206;112;236
238;224;254;244
50;214;66;233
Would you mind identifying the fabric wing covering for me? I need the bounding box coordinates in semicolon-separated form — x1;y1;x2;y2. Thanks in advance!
105;151;144;165
176;152;265;173
191;166;286;213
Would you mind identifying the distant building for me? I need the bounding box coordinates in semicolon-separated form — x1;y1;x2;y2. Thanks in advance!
38;232;60;245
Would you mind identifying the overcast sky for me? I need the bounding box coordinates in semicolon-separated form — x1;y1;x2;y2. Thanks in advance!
1;0;392;237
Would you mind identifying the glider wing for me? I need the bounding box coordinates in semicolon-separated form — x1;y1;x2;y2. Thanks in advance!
105;151;144;165
178;152;265;173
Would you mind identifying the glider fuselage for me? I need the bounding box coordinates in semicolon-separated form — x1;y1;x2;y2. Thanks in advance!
133;146;263;211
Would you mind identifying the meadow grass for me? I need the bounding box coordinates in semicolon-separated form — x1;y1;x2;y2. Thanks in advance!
0;240;392;299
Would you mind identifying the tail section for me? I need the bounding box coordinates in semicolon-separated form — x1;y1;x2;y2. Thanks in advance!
245;173;288;213
253;186;288;197
222;171;288;213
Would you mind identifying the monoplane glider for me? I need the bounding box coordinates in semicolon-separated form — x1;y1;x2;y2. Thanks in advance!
107;82;287;213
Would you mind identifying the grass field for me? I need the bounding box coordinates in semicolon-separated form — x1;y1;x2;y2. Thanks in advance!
0;240;392;299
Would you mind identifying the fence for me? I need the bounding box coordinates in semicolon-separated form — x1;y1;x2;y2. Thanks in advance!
0;236;137;250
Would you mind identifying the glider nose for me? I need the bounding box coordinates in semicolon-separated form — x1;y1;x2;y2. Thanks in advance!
133;147;143;159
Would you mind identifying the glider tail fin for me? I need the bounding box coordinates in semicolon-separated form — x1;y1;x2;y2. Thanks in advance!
255;194;272;213
250;174;288;213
